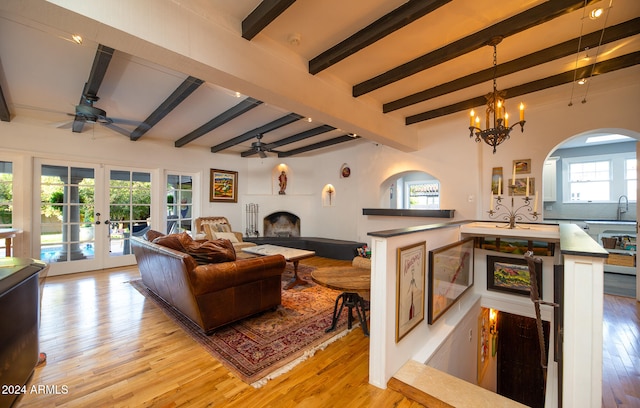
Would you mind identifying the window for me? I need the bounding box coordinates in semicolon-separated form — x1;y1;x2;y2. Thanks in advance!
568;160;610;201
625;159;637;201
562;152;636;203
0;161;12;257
406;181;440;209
166;174;193;233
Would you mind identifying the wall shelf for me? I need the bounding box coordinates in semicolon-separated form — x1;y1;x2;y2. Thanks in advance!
362;208;455;218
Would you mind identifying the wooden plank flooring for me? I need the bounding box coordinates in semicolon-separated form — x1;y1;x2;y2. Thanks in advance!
14;258;639;408
15;257;423;408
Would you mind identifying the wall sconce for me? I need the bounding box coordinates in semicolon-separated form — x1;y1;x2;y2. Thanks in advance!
323;184;335;206
489;308;498;356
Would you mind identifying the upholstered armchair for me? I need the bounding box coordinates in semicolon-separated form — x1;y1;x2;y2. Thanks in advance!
195;216;256;251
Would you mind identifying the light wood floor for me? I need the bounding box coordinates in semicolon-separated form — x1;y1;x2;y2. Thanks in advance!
14;258;639;408
16;257;423;408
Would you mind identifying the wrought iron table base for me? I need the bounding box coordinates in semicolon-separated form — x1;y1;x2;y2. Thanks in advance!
326;291;369;336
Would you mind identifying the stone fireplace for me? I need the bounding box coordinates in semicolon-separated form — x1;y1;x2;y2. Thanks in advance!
264;212;300;237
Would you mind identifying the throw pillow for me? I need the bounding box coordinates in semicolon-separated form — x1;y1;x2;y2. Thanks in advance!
182;238;236;265
152;233;185;252
202;223;216;241
144;229;165;242
216;223;232;233
215;232;239;243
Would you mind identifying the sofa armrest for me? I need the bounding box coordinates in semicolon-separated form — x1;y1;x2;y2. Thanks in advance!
188;254;286;295
232;231;244;242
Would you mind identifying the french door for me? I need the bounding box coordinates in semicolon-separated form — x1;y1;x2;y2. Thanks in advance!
35;159;152;275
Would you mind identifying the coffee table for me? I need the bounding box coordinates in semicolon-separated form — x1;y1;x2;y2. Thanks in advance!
311;266;370;336
242;244;315;289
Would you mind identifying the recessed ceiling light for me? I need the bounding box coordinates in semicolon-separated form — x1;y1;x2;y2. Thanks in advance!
589;8;603;20
577;78;587;85
71;34;83;44
306;117;312;122
586;134;632;144
234;91;242;98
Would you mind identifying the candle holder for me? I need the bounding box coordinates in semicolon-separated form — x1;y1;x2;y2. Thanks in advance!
488;186;539;229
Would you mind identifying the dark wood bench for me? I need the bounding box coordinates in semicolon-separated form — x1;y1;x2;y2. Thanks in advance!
244;237;366;260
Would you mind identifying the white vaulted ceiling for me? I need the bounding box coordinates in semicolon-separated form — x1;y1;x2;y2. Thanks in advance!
0;0;638;156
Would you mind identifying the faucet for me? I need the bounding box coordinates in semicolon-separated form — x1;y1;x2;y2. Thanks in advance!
617;195;629;220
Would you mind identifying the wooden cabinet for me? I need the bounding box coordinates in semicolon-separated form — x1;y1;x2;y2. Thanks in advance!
543;157;558;202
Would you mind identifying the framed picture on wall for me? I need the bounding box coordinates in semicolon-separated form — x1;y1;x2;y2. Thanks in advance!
396;241;426;342
513;159;531;174
486;255;542;297
491;167;503;195
508;177;534;196
427;238;474;324
209;169;238;202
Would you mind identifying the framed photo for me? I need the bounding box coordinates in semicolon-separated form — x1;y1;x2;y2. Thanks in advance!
513;159;531;174
508;177;534;196
209;169;238;203
428;238;474;324
491;167;503;195
487;255;542;297
396;242;426;342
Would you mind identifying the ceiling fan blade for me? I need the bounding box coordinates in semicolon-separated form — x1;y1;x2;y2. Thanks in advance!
101;122;132;137
56;121;73;129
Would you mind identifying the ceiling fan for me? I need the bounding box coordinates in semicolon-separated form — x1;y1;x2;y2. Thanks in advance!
248;134;275;158
68;94;143;137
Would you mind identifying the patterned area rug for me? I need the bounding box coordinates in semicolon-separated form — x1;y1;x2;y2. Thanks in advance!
130;263;352;387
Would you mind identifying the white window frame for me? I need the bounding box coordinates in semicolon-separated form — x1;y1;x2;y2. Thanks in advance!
562;152;636;203
404;180;440;209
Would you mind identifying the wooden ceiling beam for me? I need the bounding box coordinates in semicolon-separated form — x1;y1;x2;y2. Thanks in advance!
353;0;598;97
241;124;335;157
73;44;114;133
242;0;296;40
277;134;359;157
210;113;303;153
384;18;640;113
176;97;262;147
0;84;9;122
405;52;640;125
309;0;451;75
130;76;203;141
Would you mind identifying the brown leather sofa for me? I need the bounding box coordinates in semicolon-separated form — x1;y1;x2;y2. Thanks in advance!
131;235;286;334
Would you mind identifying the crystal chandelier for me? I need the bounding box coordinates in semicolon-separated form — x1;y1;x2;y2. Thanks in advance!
469;36;526;153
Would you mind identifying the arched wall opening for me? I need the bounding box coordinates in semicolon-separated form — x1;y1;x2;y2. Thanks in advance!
541;128;640;223
379;171;440;209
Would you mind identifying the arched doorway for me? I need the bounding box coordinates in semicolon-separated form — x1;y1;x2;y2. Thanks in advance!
542;128;640;301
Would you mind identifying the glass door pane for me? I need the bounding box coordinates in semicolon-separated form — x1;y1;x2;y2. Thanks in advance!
0;161;13;257
40;164;96;264
108;169;151;258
